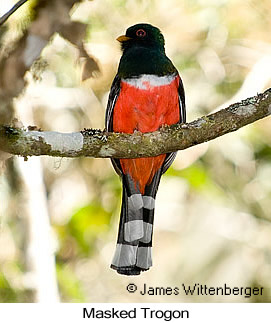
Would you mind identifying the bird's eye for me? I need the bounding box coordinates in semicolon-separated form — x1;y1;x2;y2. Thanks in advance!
136;29;146;37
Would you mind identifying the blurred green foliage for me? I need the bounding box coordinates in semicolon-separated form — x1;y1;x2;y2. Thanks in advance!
56;264;85;302
0;272;18;302
58;201;111;256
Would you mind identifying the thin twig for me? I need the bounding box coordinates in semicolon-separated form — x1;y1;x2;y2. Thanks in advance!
0;0;29;26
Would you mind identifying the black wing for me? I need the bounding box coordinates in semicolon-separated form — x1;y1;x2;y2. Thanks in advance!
105;75;123;176
105;75;121;132
161;75;186;174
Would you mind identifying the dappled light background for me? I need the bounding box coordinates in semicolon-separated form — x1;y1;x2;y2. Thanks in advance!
1;0;271;302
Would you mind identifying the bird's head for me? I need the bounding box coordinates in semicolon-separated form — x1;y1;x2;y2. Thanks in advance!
117;23;165;52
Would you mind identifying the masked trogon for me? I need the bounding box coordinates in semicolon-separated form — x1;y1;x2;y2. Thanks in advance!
105;23;186;275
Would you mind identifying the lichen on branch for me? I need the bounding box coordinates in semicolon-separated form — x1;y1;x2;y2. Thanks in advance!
0;88;271;159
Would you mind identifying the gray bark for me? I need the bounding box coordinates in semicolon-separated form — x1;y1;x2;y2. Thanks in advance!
0;88;271;159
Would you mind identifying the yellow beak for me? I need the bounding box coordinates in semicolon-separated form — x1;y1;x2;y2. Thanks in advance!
116;35;132;43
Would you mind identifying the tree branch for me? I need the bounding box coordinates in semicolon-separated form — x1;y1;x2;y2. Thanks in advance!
0;0;29;26
1;88;271;159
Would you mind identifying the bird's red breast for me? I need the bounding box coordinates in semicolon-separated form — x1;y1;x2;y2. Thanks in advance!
113;74;180;193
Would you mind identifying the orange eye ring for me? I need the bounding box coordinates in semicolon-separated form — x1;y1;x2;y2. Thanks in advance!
136;29;146;37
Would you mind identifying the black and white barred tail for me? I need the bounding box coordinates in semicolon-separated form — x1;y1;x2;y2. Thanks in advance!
111;171;162;275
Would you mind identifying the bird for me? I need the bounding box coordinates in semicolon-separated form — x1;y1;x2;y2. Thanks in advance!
105;23;186;275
